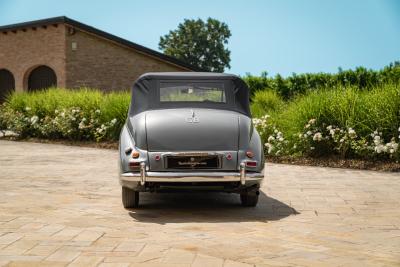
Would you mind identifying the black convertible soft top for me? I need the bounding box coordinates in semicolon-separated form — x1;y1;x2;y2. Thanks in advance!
129;72;251;117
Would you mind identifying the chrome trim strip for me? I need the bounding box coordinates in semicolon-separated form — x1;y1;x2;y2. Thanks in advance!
120;169;264;183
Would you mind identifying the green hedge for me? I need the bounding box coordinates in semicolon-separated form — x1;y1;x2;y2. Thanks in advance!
243;61;400;99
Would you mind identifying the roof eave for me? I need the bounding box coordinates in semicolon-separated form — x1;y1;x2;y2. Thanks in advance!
0;16;203;72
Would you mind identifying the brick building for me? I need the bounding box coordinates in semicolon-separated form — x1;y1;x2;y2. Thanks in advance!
0;16;198;102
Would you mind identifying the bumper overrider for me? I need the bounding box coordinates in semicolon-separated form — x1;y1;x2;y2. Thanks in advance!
120;162;264;189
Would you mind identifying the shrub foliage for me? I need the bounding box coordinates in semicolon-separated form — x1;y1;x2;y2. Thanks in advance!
253;84;400;160
243;62;400;99
0;88;129;141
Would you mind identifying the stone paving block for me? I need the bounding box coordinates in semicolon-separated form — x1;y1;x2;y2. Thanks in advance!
36;225;65;235
45;248;81;262
114;241;145;253
0;233;23;245
98;263;130;267
223;260;254;267
24;244;60;257
0;255;43;262
0;240;37;255
192;253;224;267
162;248;195;264
6;261;66;267
50;227;83;241
67;255;104;266
72;230;103;242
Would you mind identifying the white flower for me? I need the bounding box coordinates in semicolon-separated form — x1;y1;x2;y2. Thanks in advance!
30;115;39;125
305;124;310;129
95;109;101;114
329;129;335;136
267;136;275;142
340;138;344;143
278;137;284;142
310;146;315;150
111;118;117;125
326;125;332;130
309;118;316;124
374;135;381;145
348;128;357;139
383;145;388;153
25;107;31;111
306;131;312;136
398;127;400;132
265;143;273;154
313;132;322;141
375;145;384;154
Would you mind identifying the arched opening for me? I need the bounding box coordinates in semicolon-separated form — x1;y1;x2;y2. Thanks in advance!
28;65;57;92
0;69;15;103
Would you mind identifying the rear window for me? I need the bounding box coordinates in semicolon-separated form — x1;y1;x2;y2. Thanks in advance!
159;82;226;103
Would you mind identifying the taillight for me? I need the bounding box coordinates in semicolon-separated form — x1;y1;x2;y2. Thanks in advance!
246;161;257;167
226;153;232;160
129;161;140;170
155;155;161;161
246;151;254;158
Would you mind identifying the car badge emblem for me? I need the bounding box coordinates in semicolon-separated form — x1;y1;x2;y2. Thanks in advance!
185;109;199;123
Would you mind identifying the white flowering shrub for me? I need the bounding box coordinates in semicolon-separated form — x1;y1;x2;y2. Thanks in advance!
253;115;400;160
0;105;119;141
253;115;293;156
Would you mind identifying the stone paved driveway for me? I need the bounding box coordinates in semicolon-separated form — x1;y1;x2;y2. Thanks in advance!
0;140;399;267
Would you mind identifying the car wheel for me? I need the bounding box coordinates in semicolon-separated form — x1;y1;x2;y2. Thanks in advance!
122;187;139;208
240;191;259;207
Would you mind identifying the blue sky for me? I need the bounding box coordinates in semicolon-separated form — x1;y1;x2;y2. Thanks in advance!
1;0;399;76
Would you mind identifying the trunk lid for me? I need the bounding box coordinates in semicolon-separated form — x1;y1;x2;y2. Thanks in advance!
145;108;239;151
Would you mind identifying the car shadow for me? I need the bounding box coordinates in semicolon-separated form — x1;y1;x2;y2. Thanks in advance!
128;191;299;224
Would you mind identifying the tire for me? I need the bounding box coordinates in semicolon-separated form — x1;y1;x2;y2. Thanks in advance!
240;191;259;207
122;187;139;209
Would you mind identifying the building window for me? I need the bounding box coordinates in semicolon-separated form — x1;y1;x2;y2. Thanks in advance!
0;69;15;103
28;65;57;91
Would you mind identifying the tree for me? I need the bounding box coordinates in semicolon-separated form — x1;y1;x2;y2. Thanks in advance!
159;18;231;72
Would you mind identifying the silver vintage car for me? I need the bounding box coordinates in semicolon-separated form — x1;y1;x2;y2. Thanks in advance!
119;72;264;208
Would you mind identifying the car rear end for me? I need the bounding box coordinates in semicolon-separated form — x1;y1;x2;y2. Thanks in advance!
118;72;264;208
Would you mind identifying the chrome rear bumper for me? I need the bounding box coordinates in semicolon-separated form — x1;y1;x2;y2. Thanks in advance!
120;162;264;186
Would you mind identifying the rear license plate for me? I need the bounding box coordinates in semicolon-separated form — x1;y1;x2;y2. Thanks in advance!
166;155;220;169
